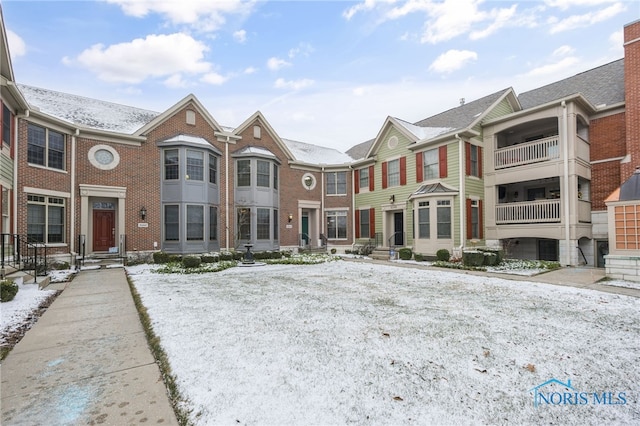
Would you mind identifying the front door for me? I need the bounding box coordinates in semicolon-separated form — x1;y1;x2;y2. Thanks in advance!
301;215;309;245
93;210;115;251
394;212;404;246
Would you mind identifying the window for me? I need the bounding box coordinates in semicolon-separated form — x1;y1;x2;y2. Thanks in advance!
359;168;369;191
327;210;347;239
253;125;261;139
273;164;279;190
27;123;65;170
470;200;479;239
186;150;204;181
209;154;217;184
469;144;479;177
387;159;400;187
359;209;370;239
237;208;251;240
27;195;65;243
164;150;179;180
2;103;11;147
437;200;451;239
257;208;270;239
186;205;204;240
186;110;196;125
418;201;430;239
327;172;347;195
237;160;251;186
273;209;279;240
423;149;439;180
209;206;218;241
257;160;270;187
164;205;179;241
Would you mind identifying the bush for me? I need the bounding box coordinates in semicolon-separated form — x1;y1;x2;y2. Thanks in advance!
398;248;412;260
480;248;503;264
462;250;485;267
483;252;498;266
436;249;450;262
331;248;337;254
153;251;171;264
414;253;423;262
182;256;202;269
1;280;19;302
201;255;218;263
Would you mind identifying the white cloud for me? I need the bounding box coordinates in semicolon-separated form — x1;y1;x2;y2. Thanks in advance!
201;72;228;85
105;0;255;32
524;56;580;77
429;50;478;73
233;29;247;43
274;78;314;91
72;33;212;84
244;66;258;74
553;45;575;57
164;74;188;89
469;4;518;40
544;0;620;10
288;42;314;59
6;29;26;57
267;57;291;71
342;0;381;21
609;29;623;55
548;2;626;33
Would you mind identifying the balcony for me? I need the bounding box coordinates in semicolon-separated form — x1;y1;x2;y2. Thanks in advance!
494;136;559;169
496;199;561;224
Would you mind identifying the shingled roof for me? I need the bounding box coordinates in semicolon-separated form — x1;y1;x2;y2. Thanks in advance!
518;59;624;110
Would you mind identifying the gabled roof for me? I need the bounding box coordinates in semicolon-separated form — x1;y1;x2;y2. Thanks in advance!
409;182;458;199
0;6;15;83
282;138;354;165
234;111;296;162
413;88;514;132
18;84;159;134
346;138;374;161
0;8;28;111
518;59;624;110
136;93;223;136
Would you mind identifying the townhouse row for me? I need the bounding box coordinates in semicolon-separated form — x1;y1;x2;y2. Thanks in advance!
1;13;639;269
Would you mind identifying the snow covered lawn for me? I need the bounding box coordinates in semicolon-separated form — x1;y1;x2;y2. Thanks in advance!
128;261;640;425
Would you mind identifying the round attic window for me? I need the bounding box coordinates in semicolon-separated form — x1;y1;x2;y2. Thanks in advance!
387;136;398;149
88;145;120;170
302;173;316;190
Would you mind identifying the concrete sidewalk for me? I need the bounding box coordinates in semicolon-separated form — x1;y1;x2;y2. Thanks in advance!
1;267;177;425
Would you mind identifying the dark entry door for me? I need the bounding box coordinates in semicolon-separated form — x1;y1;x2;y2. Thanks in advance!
301;215;309;245
394;212;404;246
93;210;115;251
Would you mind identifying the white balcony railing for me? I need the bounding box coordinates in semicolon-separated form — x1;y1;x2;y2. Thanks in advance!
495;136;560;169
496;199;561;224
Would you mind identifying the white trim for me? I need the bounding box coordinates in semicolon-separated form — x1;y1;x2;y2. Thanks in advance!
23;187;71;198
88;144;120;170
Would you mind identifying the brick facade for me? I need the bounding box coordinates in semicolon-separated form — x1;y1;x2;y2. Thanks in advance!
623;20;640;180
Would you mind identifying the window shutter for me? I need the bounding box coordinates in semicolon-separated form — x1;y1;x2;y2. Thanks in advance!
369;207;375;237
382;162;388;189
354;169;360;194
439;146;448;178
416;152;423;182
369;165;374;191
355;210;360;238
466;198;473;240
465;142;471;176
478;146;483;178
400;156;407;186
479;200;484;239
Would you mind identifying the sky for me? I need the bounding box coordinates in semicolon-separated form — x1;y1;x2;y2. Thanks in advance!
2;1;637;153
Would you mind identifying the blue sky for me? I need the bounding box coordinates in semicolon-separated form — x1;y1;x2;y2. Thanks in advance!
3;0;637;152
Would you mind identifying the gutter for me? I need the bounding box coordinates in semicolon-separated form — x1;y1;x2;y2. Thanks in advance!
561;101;571;266
456;133;465;251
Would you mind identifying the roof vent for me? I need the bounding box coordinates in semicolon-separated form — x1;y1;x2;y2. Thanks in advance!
459;98;465;106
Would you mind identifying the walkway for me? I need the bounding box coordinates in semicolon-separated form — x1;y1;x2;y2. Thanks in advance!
1;267;177;425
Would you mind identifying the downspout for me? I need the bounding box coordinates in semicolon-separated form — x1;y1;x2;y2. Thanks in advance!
350;165;355;248
11;113;23;234
561;101;571;266
70;129;78;254
456;133;465;251
321;166;325;243
225;136;230;251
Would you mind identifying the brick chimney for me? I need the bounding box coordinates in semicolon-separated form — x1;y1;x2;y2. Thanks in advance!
623;19;640;180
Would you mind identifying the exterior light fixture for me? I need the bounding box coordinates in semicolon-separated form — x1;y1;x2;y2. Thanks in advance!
139;207;147;220
288;213;293;222
389;195;395;204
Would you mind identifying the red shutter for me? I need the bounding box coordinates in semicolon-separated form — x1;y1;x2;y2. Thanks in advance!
355;210;360;239
465;142;471;176
439;146;448;178
466;198;472;240
416;152;423;182
478;146;483;178
382;162;388;189
354;169;360;194
479;200;484;239
369;207;375;237
369;165;374;191
400;156;407;185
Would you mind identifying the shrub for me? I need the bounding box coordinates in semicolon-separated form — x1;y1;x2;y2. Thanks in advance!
414;253;423;262
201;255;218;263
480;248;503;264
398;248;412;260
153;251;171;264
462;250;485;267
220;251;234;261
1;280;19;302
182;256;202;269
331;248;337;254
483;252;498;266
436;249;450;262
